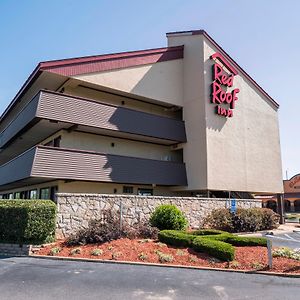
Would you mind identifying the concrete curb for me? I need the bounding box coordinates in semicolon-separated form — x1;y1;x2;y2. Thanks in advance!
30;254;300;278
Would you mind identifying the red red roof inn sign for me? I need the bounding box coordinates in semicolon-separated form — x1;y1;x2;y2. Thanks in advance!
211;53;240;118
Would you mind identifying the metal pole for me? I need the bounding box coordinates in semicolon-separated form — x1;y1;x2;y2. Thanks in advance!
277;193;285;224
267;239;273;269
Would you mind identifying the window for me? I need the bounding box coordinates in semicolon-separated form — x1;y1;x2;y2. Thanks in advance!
29;190;37;199
14;192;21;199
137;188;153;196
40;188;50;200
20;191;28;199
50;186;58;202
123;186;133;194
8;193;13;200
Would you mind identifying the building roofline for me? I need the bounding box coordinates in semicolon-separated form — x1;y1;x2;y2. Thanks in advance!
39;46;183;69
167;29;279;109
1;29;280;123
0;45;184;123
283;173;300;182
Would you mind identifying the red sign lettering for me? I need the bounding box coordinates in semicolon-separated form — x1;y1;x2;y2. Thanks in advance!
210;53;239;118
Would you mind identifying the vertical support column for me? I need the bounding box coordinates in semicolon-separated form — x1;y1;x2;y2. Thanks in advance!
277;193;285;224
290;201;295;212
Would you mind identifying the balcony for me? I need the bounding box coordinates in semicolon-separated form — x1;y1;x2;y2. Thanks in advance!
0;90;186;164
0;146;187;191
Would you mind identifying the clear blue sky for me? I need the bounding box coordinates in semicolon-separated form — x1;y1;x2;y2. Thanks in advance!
0;0;299;179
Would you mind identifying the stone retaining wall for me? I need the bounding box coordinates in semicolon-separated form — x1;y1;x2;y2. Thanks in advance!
56;193;262;238
0;243;32;256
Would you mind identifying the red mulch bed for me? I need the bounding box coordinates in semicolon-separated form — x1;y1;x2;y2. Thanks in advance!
34;238;300;274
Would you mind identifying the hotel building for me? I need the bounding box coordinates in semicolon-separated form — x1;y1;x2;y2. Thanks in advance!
0;30;283;201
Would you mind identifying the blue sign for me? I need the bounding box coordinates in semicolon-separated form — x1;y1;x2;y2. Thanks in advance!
230;199;237;213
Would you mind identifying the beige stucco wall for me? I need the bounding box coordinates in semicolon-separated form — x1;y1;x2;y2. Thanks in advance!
42;130;182;162
168;34;208;191
203;38;283;194
63;84;179;119
58;181;178;196
72;60;184;107
167;32;283;194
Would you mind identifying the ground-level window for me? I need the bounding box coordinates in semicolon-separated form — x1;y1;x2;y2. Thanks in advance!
50;186;58;202
14;192;21;199
40;188;50;200
123;186;134;194
29;189;38;199
20;191;28;199
138;188;153;196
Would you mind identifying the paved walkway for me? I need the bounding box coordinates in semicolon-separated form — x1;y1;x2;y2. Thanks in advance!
0;257;300;300
239;223;300;238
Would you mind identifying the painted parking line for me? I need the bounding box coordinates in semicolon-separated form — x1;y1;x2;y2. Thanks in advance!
265;235;300;243
284;234;299;241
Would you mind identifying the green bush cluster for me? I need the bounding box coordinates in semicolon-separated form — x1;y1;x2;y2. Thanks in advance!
0;200;57;244
158;229;267;261
203;208;279;233
193;237;235;261
150;204;188;230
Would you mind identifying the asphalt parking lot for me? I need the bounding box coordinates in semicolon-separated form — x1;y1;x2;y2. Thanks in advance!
265;231;300;249
0;257;299;300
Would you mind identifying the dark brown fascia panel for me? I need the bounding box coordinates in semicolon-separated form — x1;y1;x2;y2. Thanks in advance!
37;90;186;143
31;146;187;186
0;146;187;187
0;93;40;148
0;147;36;187
0;90;186;150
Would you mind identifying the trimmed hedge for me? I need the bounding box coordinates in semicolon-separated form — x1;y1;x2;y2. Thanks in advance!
158;230;196;247
0;200;57;244
226;236;267;247
192;236;235;261
192;229;228;236
158;229;267;261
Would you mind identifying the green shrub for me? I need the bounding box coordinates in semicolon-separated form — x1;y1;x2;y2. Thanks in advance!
192;229;228;236
50;247;61;256
158;229;267;261
226;236;267;247
150;204;188;230
192;236;235;261
261;208;280;229
202;208;234;232
202;208;279;233
158;230;195;247
91;248;103;256
155;250;174;263
0;200;56;244
232;208;263;232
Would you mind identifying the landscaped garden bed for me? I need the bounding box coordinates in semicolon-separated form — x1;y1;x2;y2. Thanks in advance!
30;204;300;274
34;238;300;274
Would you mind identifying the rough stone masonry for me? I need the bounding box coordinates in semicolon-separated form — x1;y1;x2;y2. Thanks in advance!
56;193;261;238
